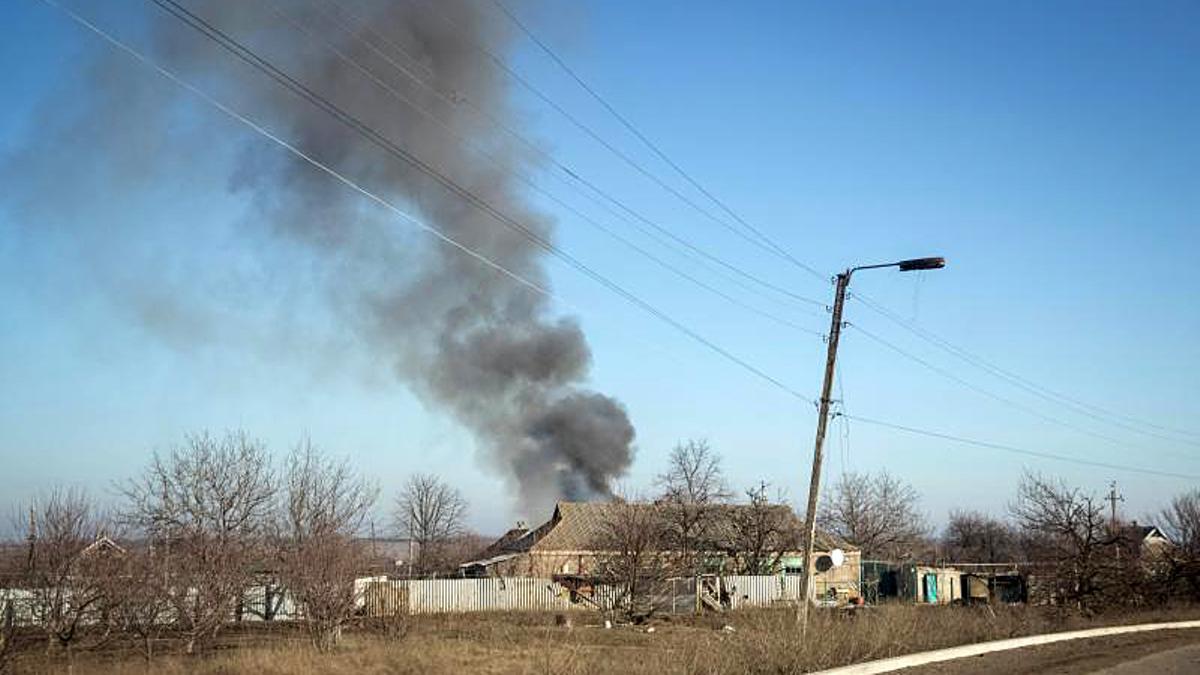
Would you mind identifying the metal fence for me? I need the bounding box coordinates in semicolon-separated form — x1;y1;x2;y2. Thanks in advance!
383;575;825;615
404;578;575;614
723;575;801;609
1;575;834;625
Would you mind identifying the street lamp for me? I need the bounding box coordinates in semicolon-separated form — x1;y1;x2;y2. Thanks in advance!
796;257;945;633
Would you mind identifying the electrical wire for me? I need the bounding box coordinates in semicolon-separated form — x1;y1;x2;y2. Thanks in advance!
322;1;1200;476
142;0;821;401
43;0;1196;491
842;413;1200;481
32;0;556;300
852;292;1200;446
37;0;817;406
410;0;830;285
488;0;830;283
482;0;1200;455
835;365;851;474
264;0;827;338
846;323;1200;462
318;0;829;312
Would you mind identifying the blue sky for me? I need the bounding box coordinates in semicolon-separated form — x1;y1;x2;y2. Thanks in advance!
1;0;1198;536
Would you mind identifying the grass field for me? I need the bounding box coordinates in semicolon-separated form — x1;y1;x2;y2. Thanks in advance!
8;604;1200;674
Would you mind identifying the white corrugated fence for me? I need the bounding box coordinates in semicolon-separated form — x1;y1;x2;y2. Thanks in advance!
1;575;835;624
403;577;575;614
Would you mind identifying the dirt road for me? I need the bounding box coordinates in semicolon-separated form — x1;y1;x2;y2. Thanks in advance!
901;627;1200;674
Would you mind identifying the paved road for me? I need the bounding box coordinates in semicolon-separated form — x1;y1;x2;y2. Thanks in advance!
1090;642;1200;674
900;628;1200;674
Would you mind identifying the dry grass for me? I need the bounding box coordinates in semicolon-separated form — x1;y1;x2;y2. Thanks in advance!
10;604;1200;675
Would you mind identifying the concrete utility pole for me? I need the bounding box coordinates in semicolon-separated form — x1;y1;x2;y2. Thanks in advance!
796;257;945;635
796;270;849;633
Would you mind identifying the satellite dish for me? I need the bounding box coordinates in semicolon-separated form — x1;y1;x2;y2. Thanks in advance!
830;549;846;567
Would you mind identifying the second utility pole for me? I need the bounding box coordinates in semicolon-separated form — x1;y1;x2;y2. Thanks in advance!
796;269;850;634
1106;481;1124;529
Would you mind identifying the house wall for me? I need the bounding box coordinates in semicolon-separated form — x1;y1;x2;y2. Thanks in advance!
813;550;861;600
476;548;864;605
530;552;593;577
476;552;593;578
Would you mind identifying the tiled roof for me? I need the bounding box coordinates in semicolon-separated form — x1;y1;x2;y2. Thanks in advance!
530;501;624;551
525;501;857;553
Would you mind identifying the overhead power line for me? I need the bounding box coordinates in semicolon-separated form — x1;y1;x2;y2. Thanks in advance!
141;0;819;401
38;0;817;405
851;292;1200;447
842;413;1200;481
488;0;829;284
318;0;827;312
846;324;1200;462
481;0;1200;458
34;1;553;298
265;0;827;338
44;0;1196;492
412;0;829;285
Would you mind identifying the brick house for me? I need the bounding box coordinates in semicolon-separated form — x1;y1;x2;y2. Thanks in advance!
461;501;859;599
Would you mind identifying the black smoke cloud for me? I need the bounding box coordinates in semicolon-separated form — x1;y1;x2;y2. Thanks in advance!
6;0;634;512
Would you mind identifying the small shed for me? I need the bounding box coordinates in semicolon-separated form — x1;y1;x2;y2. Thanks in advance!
912;565;962;604
862;563;963;604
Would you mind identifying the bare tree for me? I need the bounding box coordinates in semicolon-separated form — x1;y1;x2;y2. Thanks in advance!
0;543;16;672
1160;489;1200;557
943;510;1019;563
121;431;276;653
818;471;928;559
0;596;12;674
436;532;494;570
18;488;117;658
277;440;378;651
101;547;173;661
723;482;798;574
1157;489;1200;600
394;474;467;576
592;498;675;622
1010;472;1131;612
655;440;730;575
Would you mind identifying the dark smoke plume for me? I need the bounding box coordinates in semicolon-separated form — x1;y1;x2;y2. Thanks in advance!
5;0;634;512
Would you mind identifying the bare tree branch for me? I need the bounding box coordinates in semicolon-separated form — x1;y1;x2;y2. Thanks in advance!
1010;471;1139;612
818;471;928;559
943;510;1019;563
655;440;730;575
394;474;467;576
17;488;117;659
723;482;798;574
276;439;378;651
592;497;676;622
120;430;276;653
